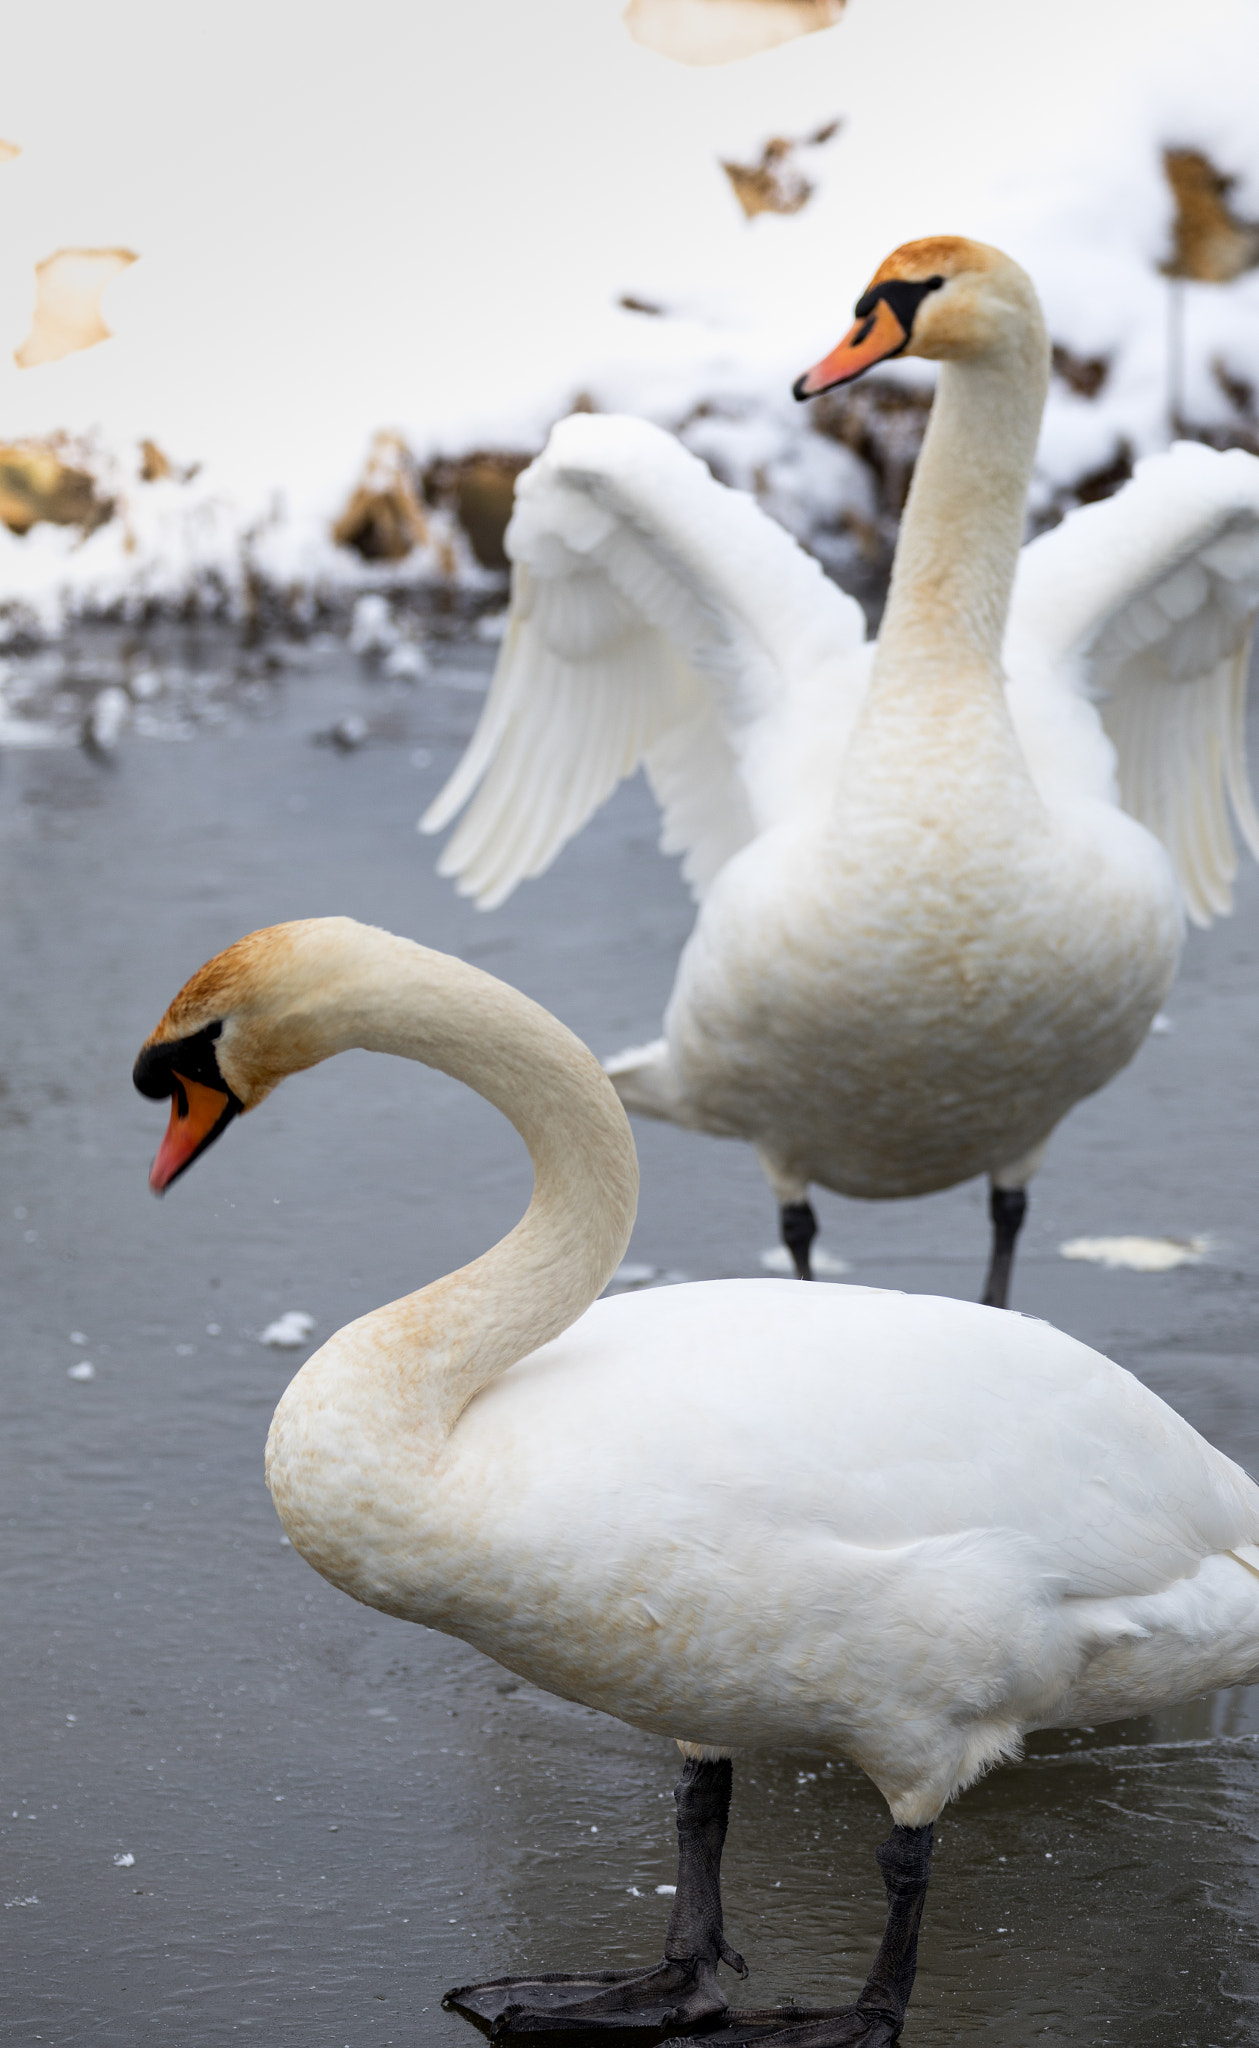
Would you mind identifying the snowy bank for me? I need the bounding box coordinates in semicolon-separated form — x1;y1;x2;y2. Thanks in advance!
0;0;1256;629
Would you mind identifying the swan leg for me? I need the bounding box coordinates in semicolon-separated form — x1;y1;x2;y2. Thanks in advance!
780;1202;819;1282
981;1183;1027;1309
661;1824;934;2048
444;1756;746;2037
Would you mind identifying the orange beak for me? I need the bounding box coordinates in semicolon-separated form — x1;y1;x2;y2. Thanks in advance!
793;295;909;400
150;1073;236;1194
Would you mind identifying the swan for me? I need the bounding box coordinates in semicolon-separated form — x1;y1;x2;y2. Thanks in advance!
421;235;1259;1304
135;914;1259;2045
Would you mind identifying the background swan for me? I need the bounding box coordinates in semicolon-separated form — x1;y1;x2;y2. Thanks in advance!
423;236;1259;1305
136;914;1259;2045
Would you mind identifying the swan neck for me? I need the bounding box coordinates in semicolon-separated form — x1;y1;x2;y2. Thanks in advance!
301;929;638;1443
872;335;1048;693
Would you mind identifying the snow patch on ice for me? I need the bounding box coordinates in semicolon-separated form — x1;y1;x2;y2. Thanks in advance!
1059;1235;1210;1272
259;1310;315;1348
761;1245;850;1276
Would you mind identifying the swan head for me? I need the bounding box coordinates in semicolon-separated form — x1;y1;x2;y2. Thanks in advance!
793;236;1041;399
133;917;363;1193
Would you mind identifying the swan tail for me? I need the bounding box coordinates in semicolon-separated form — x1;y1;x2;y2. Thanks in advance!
604;1038;693;1126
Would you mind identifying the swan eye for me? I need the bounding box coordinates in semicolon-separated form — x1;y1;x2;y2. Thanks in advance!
133;1019;229;1102
852;274;945;338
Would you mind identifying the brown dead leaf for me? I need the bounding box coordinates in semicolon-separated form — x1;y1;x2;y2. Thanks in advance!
723;136;812;219
1162;148;1259;284
722;118;840;220
625;0;845;64
15;247;138;370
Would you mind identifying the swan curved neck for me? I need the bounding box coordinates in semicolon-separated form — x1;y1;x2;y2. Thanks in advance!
872;329;1049;694
291;925;638;1443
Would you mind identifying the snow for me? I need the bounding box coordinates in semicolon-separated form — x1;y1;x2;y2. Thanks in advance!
0;0;1256;623
1059;1236;1210;1272
259;1311;315;1349
67;1361;95;1381
86;685;129;751
760;1245;849;1276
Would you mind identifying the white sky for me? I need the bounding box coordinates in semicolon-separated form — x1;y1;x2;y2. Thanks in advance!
0;0;1248;513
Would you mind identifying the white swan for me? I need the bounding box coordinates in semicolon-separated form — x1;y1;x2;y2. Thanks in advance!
135;914;1259;2045
421;236;1259;1304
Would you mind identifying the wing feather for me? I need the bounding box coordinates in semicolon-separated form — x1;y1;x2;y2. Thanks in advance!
1007;442;1259;925
421;413;866;908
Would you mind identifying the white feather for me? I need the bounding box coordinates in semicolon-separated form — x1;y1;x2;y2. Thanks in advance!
421;412;867;907
1007;441;1259;926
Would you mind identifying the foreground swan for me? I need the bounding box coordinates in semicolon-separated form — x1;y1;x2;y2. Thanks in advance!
423;236;1259;1303
136;915;1259;2044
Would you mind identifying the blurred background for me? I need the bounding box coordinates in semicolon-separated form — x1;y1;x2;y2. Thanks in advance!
0;0;1256;640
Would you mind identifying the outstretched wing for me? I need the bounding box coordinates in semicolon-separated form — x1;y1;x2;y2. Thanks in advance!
1007;442;1259;925
421;412;867;908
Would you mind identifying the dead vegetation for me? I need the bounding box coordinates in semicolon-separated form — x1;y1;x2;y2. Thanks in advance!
332;433;534;575
0;437;114;538
1051;344;1110;399
332;431;431;563
1182;358;1259;457
421;450;532;570
138;438;200;484
1162;147;1259;284
809;375;933;520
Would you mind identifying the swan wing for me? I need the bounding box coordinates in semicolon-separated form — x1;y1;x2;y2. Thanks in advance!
1008;442;1259;925
421;412;867;908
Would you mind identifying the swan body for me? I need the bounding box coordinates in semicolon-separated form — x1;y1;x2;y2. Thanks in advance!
136;916;1259;2036
278;1273;1259;1824
422;237;1259;1292
140;921;1259;1818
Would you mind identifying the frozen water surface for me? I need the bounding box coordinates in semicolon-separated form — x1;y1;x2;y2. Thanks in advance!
3;629;1259;2043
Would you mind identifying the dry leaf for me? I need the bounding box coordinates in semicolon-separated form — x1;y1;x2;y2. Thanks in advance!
722;120;840;220
723;136;811;219
1162;148;1259;284
15;247;138;370
625;0;845;65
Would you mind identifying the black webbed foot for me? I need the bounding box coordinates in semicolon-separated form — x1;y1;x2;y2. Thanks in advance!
446;1757;745;2039
660;2000;903;2045
444;1955;733;2037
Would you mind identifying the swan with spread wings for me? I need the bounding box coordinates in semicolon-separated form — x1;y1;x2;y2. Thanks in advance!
424;236;1259;1303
